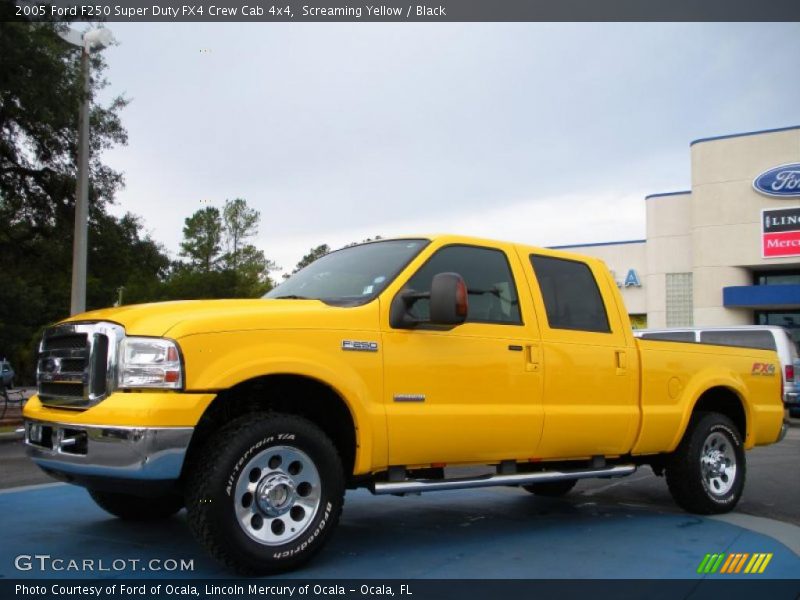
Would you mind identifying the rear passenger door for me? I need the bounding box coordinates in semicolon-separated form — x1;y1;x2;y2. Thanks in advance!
522;253;639;458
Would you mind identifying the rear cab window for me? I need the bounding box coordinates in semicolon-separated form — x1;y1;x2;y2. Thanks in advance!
529;254;610;333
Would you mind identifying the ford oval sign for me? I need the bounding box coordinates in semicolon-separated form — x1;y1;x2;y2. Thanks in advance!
753;163;800;197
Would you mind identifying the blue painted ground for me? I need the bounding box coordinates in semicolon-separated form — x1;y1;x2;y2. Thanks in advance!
0;484;797;579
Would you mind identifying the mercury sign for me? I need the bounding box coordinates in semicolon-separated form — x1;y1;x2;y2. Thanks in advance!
762;207;800;258
753;163;800;197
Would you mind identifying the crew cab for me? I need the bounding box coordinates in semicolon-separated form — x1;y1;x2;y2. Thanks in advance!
23;235;788;573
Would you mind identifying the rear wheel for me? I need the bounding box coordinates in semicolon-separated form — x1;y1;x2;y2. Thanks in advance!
186;413;345;574
88;490;184;521
666;412;745;514
523;479;577;497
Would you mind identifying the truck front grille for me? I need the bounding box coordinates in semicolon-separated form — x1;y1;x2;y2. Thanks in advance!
37;322;124;409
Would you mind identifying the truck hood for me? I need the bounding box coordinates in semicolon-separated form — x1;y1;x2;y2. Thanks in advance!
64;298;378;338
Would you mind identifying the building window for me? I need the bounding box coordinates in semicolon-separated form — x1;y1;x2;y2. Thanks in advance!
666;273;693;327
629;314;648;330
754;270;800;286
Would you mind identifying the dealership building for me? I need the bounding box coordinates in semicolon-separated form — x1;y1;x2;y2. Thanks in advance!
551;125;800;346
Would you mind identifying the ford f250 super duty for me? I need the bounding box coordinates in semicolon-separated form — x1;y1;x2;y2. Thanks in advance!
24;235;788;573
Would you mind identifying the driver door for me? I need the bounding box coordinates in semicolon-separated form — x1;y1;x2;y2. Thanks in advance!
381;243;544;467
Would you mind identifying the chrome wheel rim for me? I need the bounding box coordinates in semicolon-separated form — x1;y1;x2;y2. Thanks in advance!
700;432;737;497
234;445;322;545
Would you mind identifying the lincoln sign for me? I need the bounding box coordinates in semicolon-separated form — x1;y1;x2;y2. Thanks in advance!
763;207;800;258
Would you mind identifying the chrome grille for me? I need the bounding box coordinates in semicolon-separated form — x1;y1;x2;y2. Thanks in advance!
37;322;124;409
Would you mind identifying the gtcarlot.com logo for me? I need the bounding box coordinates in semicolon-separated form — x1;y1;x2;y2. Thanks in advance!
697;552;773;575
14;554;194;573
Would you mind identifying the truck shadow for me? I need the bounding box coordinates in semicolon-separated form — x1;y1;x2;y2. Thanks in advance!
1;485;757;579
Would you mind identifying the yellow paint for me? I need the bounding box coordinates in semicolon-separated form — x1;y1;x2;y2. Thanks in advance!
24;234;785;476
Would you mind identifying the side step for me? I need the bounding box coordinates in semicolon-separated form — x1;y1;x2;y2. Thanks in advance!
371;464;636;495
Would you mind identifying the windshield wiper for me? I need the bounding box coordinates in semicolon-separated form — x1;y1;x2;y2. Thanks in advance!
271;295;314;300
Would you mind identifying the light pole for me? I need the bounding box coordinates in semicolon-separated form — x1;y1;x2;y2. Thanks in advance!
57;27;115;315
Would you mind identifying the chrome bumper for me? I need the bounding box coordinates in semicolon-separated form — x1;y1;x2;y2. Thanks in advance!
24;419;193;481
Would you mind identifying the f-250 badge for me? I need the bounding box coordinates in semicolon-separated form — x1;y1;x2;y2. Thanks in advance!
751;362;776;376
341;340;379;352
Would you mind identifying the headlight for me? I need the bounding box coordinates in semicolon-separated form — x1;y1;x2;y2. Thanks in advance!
119;337;183;389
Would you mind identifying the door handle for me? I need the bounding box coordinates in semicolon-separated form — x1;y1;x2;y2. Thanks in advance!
526;344;540;372
615;350;627;376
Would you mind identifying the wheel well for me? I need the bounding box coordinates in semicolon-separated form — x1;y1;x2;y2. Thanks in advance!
692;386;747;440
183;375;357;482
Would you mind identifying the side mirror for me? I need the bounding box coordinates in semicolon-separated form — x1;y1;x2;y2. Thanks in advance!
389;272;468;329
429;272;468;325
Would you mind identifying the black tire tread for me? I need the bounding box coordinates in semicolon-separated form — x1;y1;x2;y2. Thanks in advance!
185;412;344;575
666;411;745;515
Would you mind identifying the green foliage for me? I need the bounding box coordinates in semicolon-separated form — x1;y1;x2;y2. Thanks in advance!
0;19;166;382
292;244;331;274
172;199;279;299
180;206;222;272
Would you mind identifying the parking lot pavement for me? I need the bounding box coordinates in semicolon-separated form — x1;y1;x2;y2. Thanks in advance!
0;483;798;580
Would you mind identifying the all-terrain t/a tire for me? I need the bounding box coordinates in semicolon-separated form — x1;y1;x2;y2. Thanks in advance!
666;412;746;515
88;490;184;521
185;413;345;575
522;479;577;497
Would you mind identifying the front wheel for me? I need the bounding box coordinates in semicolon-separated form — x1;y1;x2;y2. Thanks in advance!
666;412;745;514
186;413;345;575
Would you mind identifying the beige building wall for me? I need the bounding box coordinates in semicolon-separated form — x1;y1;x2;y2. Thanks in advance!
554;125;800;330
690;127;800;325
645;192;692;328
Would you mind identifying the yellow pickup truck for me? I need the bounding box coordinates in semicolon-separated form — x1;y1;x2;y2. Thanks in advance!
24;234;787;573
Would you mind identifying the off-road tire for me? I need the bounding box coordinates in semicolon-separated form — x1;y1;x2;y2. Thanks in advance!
185;413;345;575
666;412;745;514
88;489;184;520
522;479;577;497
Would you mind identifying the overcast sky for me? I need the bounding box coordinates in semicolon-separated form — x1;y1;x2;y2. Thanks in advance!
97;23;800;275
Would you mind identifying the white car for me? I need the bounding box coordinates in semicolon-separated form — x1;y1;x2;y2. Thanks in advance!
634;326;800;418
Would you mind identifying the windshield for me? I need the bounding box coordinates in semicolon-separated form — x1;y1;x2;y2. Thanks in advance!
264;239;429;305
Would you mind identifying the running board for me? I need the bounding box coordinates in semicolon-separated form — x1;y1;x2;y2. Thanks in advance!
371;464;636;495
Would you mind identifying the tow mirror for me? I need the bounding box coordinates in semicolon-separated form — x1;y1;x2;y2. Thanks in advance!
429;272;468;325
389;272;469;328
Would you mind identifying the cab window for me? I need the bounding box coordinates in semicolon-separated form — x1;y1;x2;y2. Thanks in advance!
530;254;610;333
403;245;522;324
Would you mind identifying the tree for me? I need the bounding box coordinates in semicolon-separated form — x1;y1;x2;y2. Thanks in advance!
0;16;169;382
222;198;259;270
292;244;331;274
172;199;279;298
180;206;222;272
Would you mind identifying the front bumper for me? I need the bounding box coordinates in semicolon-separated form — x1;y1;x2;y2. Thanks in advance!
24;419;193;482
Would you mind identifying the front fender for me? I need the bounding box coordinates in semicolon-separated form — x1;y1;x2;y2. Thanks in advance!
177;329;386;474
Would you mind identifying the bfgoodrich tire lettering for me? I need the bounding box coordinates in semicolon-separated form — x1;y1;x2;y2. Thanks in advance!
186;413;345;574
666;412;746;515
